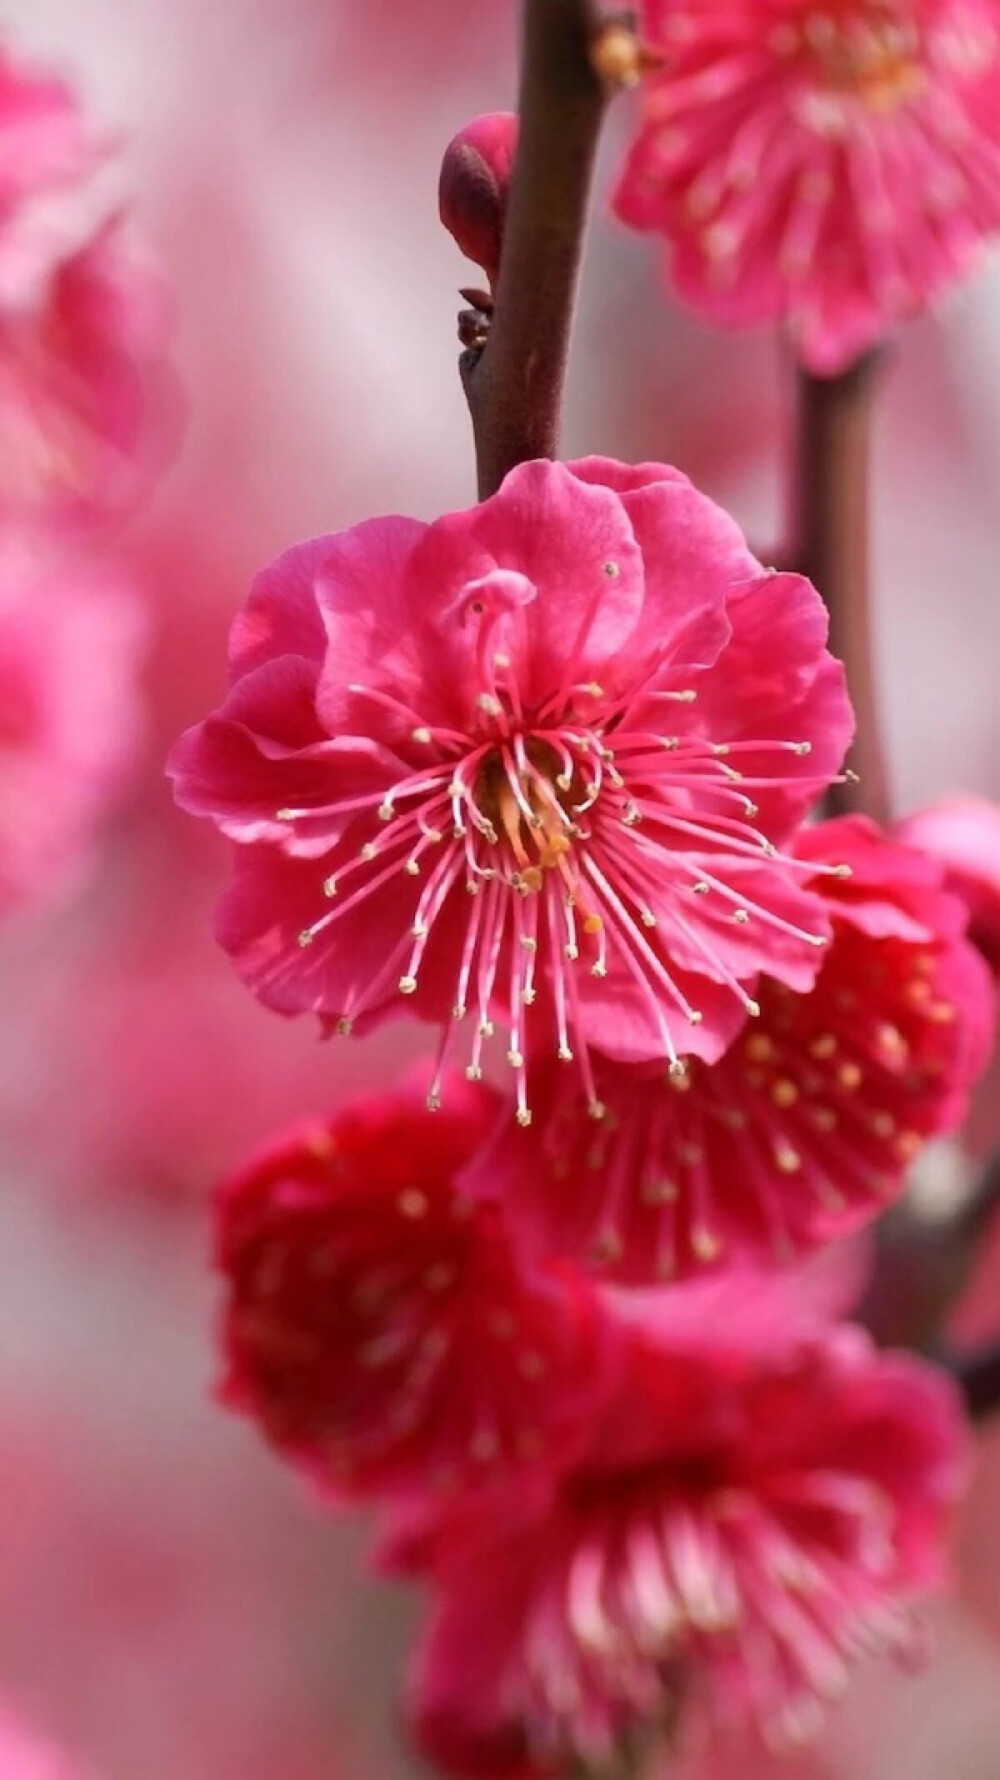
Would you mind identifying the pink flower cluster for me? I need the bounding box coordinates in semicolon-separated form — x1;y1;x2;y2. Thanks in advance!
215;1079;968;1770
0;40;172;913
615;0;1000;373
173;453;993;1768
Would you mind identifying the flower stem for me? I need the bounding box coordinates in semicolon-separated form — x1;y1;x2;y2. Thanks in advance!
793;355;890;825
461;0;616;499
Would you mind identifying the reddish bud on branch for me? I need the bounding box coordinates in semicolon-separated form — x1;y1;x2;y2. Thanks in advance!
438;111;519;289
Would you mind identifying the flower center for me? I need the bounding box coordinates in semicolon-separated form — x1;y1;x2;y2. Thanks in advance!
475;739;578;893
799;8;925;112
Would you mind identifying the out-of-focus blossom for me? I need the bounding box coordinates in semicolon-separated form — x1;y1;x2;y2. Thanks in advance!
216;1077;606;1500
468;817;994;1280
0;48;99;298
401;1295;967;1775
0;1705;94;1780
897;795;1000;973
439;113;518;288
0;45;174;529
615;2;1000;375
0;537;145;913
169;456;852;1123
0;218;176;530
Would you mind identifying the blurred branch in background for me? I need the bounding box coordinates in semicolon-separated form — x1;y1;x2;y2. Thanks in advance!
862;1140;1000;1380
794;354;890;826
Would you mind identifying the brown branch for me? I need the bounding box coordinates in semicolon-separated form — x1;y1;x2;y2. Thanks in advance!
947;1339;1000;1421
860;1144;1000;1353
793;356;890;825
462;1;618;500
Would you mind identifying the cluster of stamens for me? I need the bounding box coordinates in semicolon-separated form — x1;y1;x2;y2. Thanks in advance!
776;8;926;112
278;596;848;1125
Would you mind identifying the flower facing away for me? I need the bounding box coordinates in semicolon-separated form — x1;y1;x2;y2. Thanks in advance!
169;457;853;1123
0;537;146;913
0;47;174;528
615;1;1000;374
467;816;995;1280
897;794;1000;974
215;1077;607;1501
401;1300;968;1775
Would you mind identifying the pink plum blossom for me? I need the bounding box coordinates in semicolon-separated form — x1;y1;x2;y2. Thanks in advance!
400;1294;968;1774
0;47;100;300
0;214;175;532
897;794;1000;973
615;1;1000;375
0;47;174;528
215;1076;607;1501
467;816;994;1280
0;537;145;913
169;457;852;1122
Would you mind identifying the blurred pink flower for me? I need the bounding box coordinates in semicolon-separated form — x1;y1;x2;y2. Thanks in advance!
468;816;994;1280
0;47;99;299
402;1296;967;1774
169;456;851;1123
0;537;145;913
216;1075;607;1501
0;1706;94;1780
615;1;1000;374
0;44;175;529
0;217;176;531
897;794;1000;973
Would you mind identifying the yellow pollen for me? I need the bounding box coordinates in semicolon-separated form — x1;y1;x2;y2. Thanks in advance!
772;1079;800;1108
838;1061;863;1090
807;10;926;114
809;1033;838;1060
746;1034;776;1062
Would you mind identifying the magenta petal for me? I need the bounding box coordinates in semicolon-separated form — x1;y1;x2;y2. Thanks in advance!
412;460;646;708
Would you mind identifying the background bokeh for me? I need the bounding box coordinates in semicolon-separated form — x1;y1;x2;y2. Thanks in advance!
2;2;1000;1776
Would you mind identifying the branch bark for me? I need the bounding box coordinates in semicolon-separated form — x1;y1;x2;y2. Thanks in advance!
462;0;613;499
793;356;890;825
945;1339;1000;1422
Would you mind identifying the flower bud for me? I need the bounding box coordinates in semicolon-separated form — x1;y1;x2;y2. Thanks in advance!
438;111;518;288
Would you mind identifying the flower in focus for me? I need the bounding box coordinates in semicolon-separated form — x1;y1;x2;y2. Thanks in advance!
468;816;994;1280
169;457;852;1123
897;794;1000;974
401;1297;967;1774
0;537;145;913
0;1703;95;1780
0;45;174;528
615;1;1000;374
216;1077;606;1500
